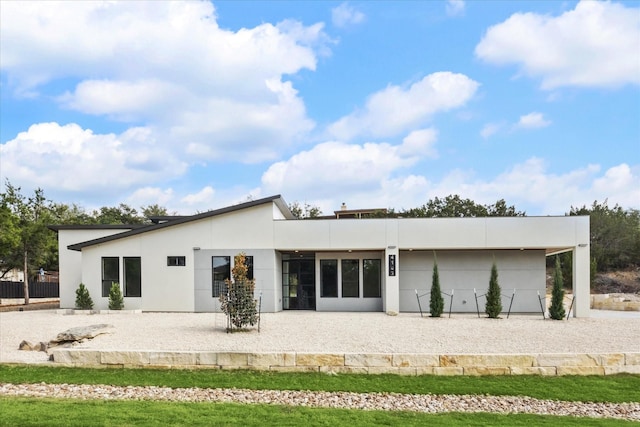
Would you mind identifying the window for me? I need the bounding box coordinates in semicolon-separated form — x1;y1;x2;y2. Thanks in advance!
363;259;381;298
124;257;141;297
101;257;119;297
341;259;359;297
212;256;231;297
245;255;254;281
320;259;338;297
167;256;186;266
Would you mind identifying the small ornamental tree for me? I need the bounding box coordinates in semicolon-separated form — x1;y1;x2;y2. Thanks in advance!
75;283;94;310
549;256;566;320
429;253;444;317
485;261;502;318
219;252;258;331
108;282;124;310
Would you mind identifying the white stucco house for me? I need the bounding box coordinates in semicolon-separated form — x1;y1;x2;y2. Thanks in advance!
51;195;591;316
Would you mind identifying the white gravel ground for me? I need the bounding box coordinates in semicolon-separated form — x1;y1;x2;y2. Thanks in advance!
1;310;639;364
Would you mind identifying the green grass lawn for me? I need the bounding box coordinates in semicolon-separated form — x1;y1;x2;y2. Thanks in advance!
1;365;639;403
0;365;638;426
0;397;636;427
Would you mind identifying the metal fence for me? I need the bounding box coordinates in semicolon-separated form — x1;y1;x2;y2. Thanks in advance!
0;281;60;298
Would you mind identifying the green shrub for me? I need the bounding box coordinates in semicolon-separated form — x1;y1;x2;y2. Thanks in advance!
549;256;566;320
74;283;94;310
429;253;444;317
108;282;124;310
485;261;502;318
219;253;258;331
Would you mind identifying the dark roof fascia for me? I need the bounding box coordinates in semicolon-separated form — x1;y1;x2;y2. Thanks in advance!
67;194;292;251
148;215;187;224
48;224;146;232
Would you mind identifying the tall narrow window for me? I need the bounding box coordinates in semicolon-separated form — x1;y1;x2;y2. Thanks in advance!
212;256;231;297
101;257;119;297
341;259;359;298
124;257;141;297
245;255;254;280
363;259;381;298
320;259;338;297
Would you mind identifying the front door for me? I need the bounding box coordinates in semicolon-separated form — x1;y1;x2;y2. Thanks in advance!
282;253;316;310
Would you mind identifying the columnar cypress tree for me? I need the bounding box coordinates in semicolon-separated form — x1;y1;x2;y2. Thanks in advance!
75;283;94;310
429;253;444;317
220;252;258;331
549;256;566;320
485;261;502;318
108;282;124;310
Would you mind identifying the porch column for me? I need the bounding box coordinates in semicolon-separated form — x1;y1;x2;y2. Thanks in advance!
384;246;399;315
572;245;591;317
572;216;590;317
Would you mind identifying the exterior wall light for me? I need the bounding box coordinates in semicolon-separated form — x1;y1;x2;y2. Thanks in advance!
193;247;201;251
578;243;588;247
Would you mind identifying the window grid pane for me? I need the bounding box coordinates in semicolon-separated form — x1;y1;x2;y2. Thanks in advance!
320;259;337;298
101;257;119;297
363;259;381;298
245;256;254;281
167;256;185;266
212;256;231;297
341;259;359;298
124;257;141;297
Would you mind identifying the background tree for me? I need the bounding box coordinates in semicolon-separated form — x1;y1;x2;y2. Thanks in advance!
219;252;258;331
141;204;170;222
569;201;640;272
401;195;525;218
549;256;566;320
429;253;444;317
0;181;52;303
485;261;502;318
92;204;145;224
289;201;322;219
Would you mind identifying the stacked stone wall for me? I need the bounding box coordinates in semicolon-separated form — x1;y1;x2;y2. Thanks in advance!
50;349;640;376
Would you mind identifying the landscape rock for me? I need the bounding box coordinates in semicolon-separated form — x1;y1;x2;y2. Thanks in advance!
50;324;115;344
19;324;114;353
18;340;48;352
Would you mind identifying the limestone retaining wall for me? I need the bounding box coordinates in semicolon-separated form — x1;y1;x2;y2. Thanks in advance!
49;350;640;376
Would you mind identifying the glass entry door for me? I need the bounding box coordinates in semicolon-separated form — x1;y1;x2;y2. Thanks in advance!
282;253;316;310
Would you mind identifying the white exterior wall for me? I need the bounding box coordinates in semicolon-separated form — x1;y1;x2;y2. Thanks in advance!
78;203;278;312
57;228;132;309
62;200;590;316
400;250;545;313
315;251;384;312
194;249;277;313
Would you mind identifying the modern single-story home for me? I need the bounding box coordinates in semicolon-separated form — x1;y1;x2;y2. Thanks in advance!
51;195;591;316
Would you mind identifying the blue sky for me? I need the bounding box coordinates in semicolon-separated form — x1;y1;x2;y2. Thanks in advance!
1;0;638;215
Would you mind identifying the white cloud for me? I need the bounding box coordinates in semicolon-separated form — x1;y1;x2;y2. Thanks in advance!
446;0;465;17
0;1;324;162
261;137;429;198
181;186;216;206
515;112;551;129
397;128;438;158
260;138;639;215
127;187;175;208
475;1;640;89
332;3;365;28
480;123;502;139
0;122;187;193
328;72;479;141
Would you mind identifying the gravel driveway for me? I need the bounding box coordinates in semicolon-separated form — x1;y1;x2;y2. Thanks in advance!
2;310;639;364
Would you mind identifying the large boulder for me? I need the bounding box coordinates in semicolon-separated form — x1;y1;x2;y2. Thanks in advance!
19;324;115;352
50;324;115;344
